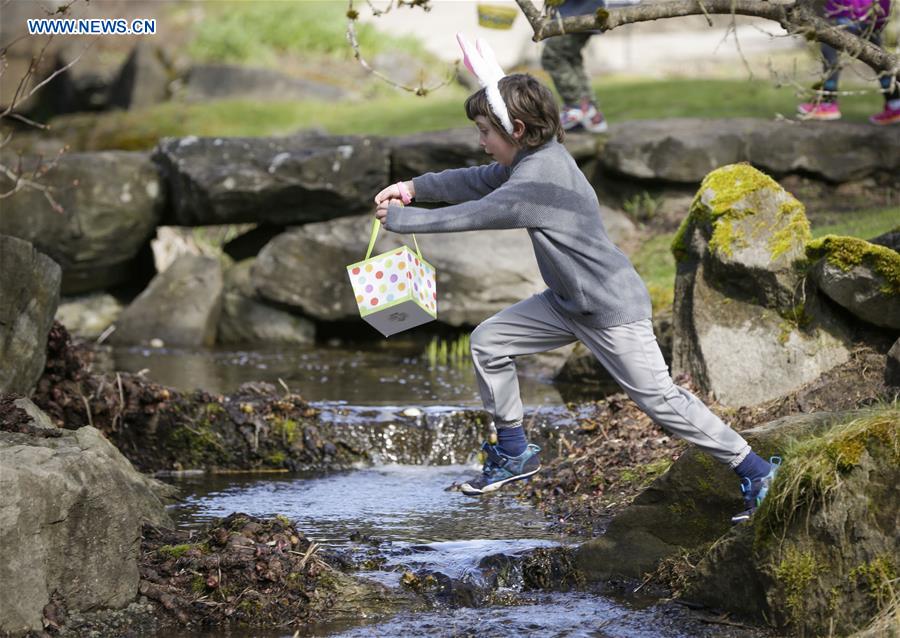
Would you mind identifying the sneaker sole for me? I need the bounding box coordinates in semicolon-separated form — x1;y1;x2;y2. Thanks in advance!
459;465;542;496
870;115;900;126
796;111;841;121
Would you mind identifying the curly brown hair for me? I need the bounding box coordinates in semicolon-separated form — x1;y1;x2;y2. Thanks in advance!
464;73;563;148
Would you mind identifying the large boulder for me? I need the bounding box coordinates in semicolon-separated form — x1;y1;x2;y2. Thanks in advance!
686;408;898;636
0;400;171;636
111;254;223;347
153;134;389;226
600;119;900;184
388;128;599;183
0;152;163;294
251;214;545;326
0;236;61;395
218;260;315;345
807;235;900;330
106;43;171;110
180;64;346;103
672;164;851;407
574;407;899;636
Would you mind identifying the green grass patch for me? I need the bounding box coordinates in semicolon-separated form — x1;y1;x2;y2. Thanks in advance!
810;207;900;240
631;232;677;313
184;0;427;65
54;77;896;152
595;78;888;123
52;89;473;150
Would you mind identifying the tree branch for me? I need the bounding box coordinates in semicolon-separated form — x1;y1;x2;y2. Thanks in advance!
514;0;899;77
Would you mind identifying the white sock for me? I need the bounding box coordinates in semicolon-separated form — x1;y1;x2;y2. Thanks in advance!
887;98;900;110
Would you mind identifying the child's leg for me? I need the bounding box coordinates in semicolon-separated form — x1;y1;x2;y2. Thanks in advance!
540;32;594;105
470;292;576;447
570;318;751;468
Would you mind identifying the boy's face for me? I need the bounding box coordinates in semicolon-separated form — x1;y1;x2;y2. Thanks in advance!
474;115;520;166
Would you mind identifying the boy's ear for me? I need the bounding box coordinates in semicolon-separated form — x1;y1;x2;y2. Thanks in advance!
511;118;526;141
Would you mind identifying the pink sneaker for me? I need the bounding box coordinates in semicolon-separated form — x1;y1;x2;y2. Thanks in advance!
869;104;900;126
797;101;841;120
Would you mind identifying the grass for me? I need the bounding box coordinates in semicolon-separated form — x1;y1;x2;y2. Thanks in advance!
50;76;894;152
183;1;427;65
757;404;899;532
633;206;899;314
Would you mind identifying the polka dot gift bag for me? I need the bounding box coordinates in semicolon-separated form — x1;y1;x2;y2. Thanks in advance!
346;218;437;337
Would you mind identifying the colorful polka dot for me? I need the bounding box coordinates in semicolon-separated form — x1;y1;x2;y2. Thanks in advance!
375;271;383;279
365;264;373;272
352;267;360;275
365;284;373;293
370;297;379;306
390;274;398;283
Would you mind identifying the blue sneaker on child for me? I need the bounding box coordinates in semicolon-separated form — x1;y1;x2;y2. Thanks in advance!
460;442;542;496
731;456;782;525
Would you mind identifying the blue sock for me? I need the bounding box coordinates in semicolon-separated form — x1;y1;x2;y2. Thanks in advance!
496;424;527;457
735;451;770;481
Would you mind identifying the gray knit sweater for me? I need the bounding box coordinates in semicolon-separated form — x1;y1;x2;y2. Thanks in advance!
384;139;652;328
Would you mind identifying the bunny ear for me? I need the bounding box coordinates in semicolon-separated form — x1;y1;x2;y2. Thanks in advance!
456;33;480;83
475;38;506;82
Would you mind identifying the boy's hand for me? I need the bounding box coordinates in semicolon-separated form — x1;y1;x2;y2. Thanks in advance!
374;199;397;222
374;181;415;206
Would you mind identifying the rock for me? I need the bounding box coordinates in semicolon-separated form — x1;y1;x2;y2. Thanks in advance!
685;408;898;635
107;43;171;110
600;119;900;184
111;254;223;347
868;228;899;252
0;151;163;294
672;165;851;407
55;292;123;340
885;339;900;387
388;128;598;183
597;205;637;246
223;224;286;261
218;260;315;345
35;47;110;115
573;410;856;582
0;401;171;635
180;64;345;102
252;214;545;325
0;235;61;395
807;235;900;330
153;134;389;226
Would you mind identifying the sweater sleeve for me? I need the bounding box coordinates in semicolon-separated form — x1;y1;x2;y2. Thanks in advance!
411;162;511;204
384;170;541;234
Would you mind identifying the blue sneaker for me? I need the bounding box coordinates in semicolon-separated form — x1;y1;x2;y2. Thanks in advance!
731;456;782;524
460;442;542;496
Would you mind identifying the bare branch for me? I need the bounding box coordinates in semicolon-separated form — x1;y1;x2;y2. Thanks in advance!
515;0;899;77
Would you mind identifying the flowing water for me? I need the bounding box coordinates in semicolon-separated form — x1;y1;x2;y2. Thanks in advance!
121;343;755;637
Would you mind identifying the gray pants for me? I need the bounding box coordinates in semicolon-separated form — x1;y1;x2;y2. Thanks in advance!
470;292;751;468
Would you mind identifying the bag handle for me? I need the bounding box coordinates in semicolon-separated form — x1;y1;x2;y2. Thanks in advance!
365;216;423;262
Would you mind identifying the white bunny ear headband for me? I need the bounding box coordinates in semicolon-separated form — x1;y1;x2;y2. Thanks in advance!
456;33;513;135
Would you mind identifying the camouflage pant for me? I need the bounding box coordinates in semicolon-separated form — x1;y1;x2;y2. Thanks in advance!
540;32;594;105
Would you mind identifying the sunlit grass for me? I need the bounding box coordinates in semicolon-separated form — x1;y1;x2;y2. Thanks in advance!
51;77;894;152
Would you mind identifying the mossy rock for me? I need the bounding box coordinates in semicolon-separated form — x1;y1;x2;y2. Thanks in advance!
807;235;900;330
684;406;900;635
574;411;853;583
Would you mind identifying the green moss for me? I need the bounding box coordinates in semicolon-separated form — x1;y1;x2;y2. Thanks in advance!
769;199;811;261
191;574;207;595
806;235;900;295
850;555;898;608
267;451;286;465
271;417;299;445
775;546;821;627
159;544;194;560
672;164;802;263
757;406;900;533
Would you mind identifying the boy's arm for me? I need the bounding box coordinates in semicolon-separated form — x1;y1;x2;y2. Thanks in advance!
384;173;539;234
411;162;511;204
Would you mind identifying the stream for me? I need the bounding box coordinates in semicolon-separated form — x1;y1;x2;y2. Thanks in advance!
108;343;759;637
